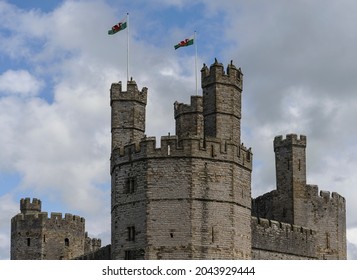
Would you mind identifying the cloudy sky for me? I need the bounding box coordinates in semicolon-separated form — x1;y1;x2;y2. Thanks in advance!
1;0;357;260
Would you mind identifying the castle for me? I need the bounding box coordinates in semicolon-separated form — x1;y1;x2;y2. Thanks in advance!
10;59;346;260
10;198;103;260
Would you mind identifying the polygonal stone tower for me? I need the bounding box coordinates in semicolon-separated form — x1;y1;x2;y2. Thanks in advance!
110;78;147;151
110;59;253;260
201;59;243;146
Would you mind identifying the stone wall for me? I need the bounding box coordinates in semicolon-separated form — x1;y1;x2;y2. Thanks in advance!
251;217;317;259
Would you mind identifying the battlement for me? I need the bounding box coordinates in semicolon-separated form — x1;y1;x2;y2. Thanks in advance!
91;238;101;247
274;134;306;149
251;216;316;235
305;184;345;204
201;59;243;90
20;197;41;214
174;95;203;118
11;211;85;224
251;216;318;259
111;135;252;172
110;78;147;105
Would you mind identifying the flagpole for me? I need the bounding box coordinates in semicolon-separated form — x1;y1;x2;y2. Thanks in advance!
126;12;129;83
194;31;198;96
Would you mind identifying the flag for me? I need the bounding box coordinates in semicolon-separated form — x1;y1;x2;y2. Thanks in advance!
108;18;127;35
174;36;194;50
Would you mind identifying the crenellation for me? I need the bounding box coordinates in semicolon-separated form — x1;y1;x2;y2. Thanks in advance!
280;222;292;231
320;190;331;201
11;57;346;261
304;185;346;205
12;211;85;224
332;192;345;203
274;134;306;149
20;197;41;214
251;216;316;236
50;212;63;220
201;59;243;90
64;213;85;223
111;135;253;172
174;96;203;118
305;184;319;196
110;80;148;105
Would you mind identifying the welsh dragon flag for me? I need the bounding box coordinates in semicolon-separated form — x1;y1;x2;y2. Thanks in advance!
108;17;127;35
174;36;194;50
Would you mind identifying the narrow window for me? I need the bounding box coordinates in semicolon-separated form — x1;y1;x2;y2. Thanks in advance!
43;235;46;243
125;250;135;260
124;177;136;194
124;178;130;193
127;226;136;241
298;159;301;171
130;178;135;193
27;238;31;247
282;207;287;218
212;227;215;243
65;238;69;246
287;158;290;170
326;233;330;249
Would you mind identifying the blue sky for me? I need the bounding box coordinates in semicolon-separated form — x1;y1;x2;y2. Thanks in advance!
1;0;357;259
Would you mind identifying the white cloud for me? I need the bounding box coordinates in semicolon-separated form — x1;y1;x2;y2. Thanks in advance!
1;0;357;260
0;70;44;97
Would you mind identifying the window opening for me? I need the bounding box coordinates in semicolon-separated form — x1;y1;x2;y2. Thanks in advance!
127;226;136;241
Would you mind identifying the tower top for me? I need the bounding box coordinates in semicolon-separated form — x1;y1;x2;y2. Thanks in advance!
20;197;41;214
110;79;147;105
274;134;306;150
201;58;243;90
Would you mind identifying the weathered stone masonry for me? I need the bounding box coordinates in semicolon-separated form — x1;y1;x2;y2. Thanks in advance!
10;58;346;260
110;60;253;259
110;59;346;260
11;198;101;260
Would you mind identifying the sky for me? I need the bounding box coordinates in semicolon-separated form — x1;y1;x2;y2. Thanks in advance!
0;0;357;260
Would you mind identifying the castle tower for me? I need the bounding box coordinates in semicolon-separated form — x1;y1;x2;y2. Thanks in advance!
110;78;147;151
11;198;91;260
252;134;346;259
201;59;243;145
20;197;41;214
111;60;253;260
273;134;306;223
174;95;203;142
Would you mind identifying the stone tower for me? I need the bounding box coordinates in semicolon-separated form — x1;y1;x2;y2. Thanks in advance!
252;134;346;259
272;134;307;223
110;59;253;259
201;59;243;146
110;78;147;151
11;198;100;260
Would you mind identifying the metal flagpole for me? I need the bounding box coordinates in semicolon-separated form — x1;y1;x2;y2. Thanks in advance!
127;12;129;82
194;31;198;96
